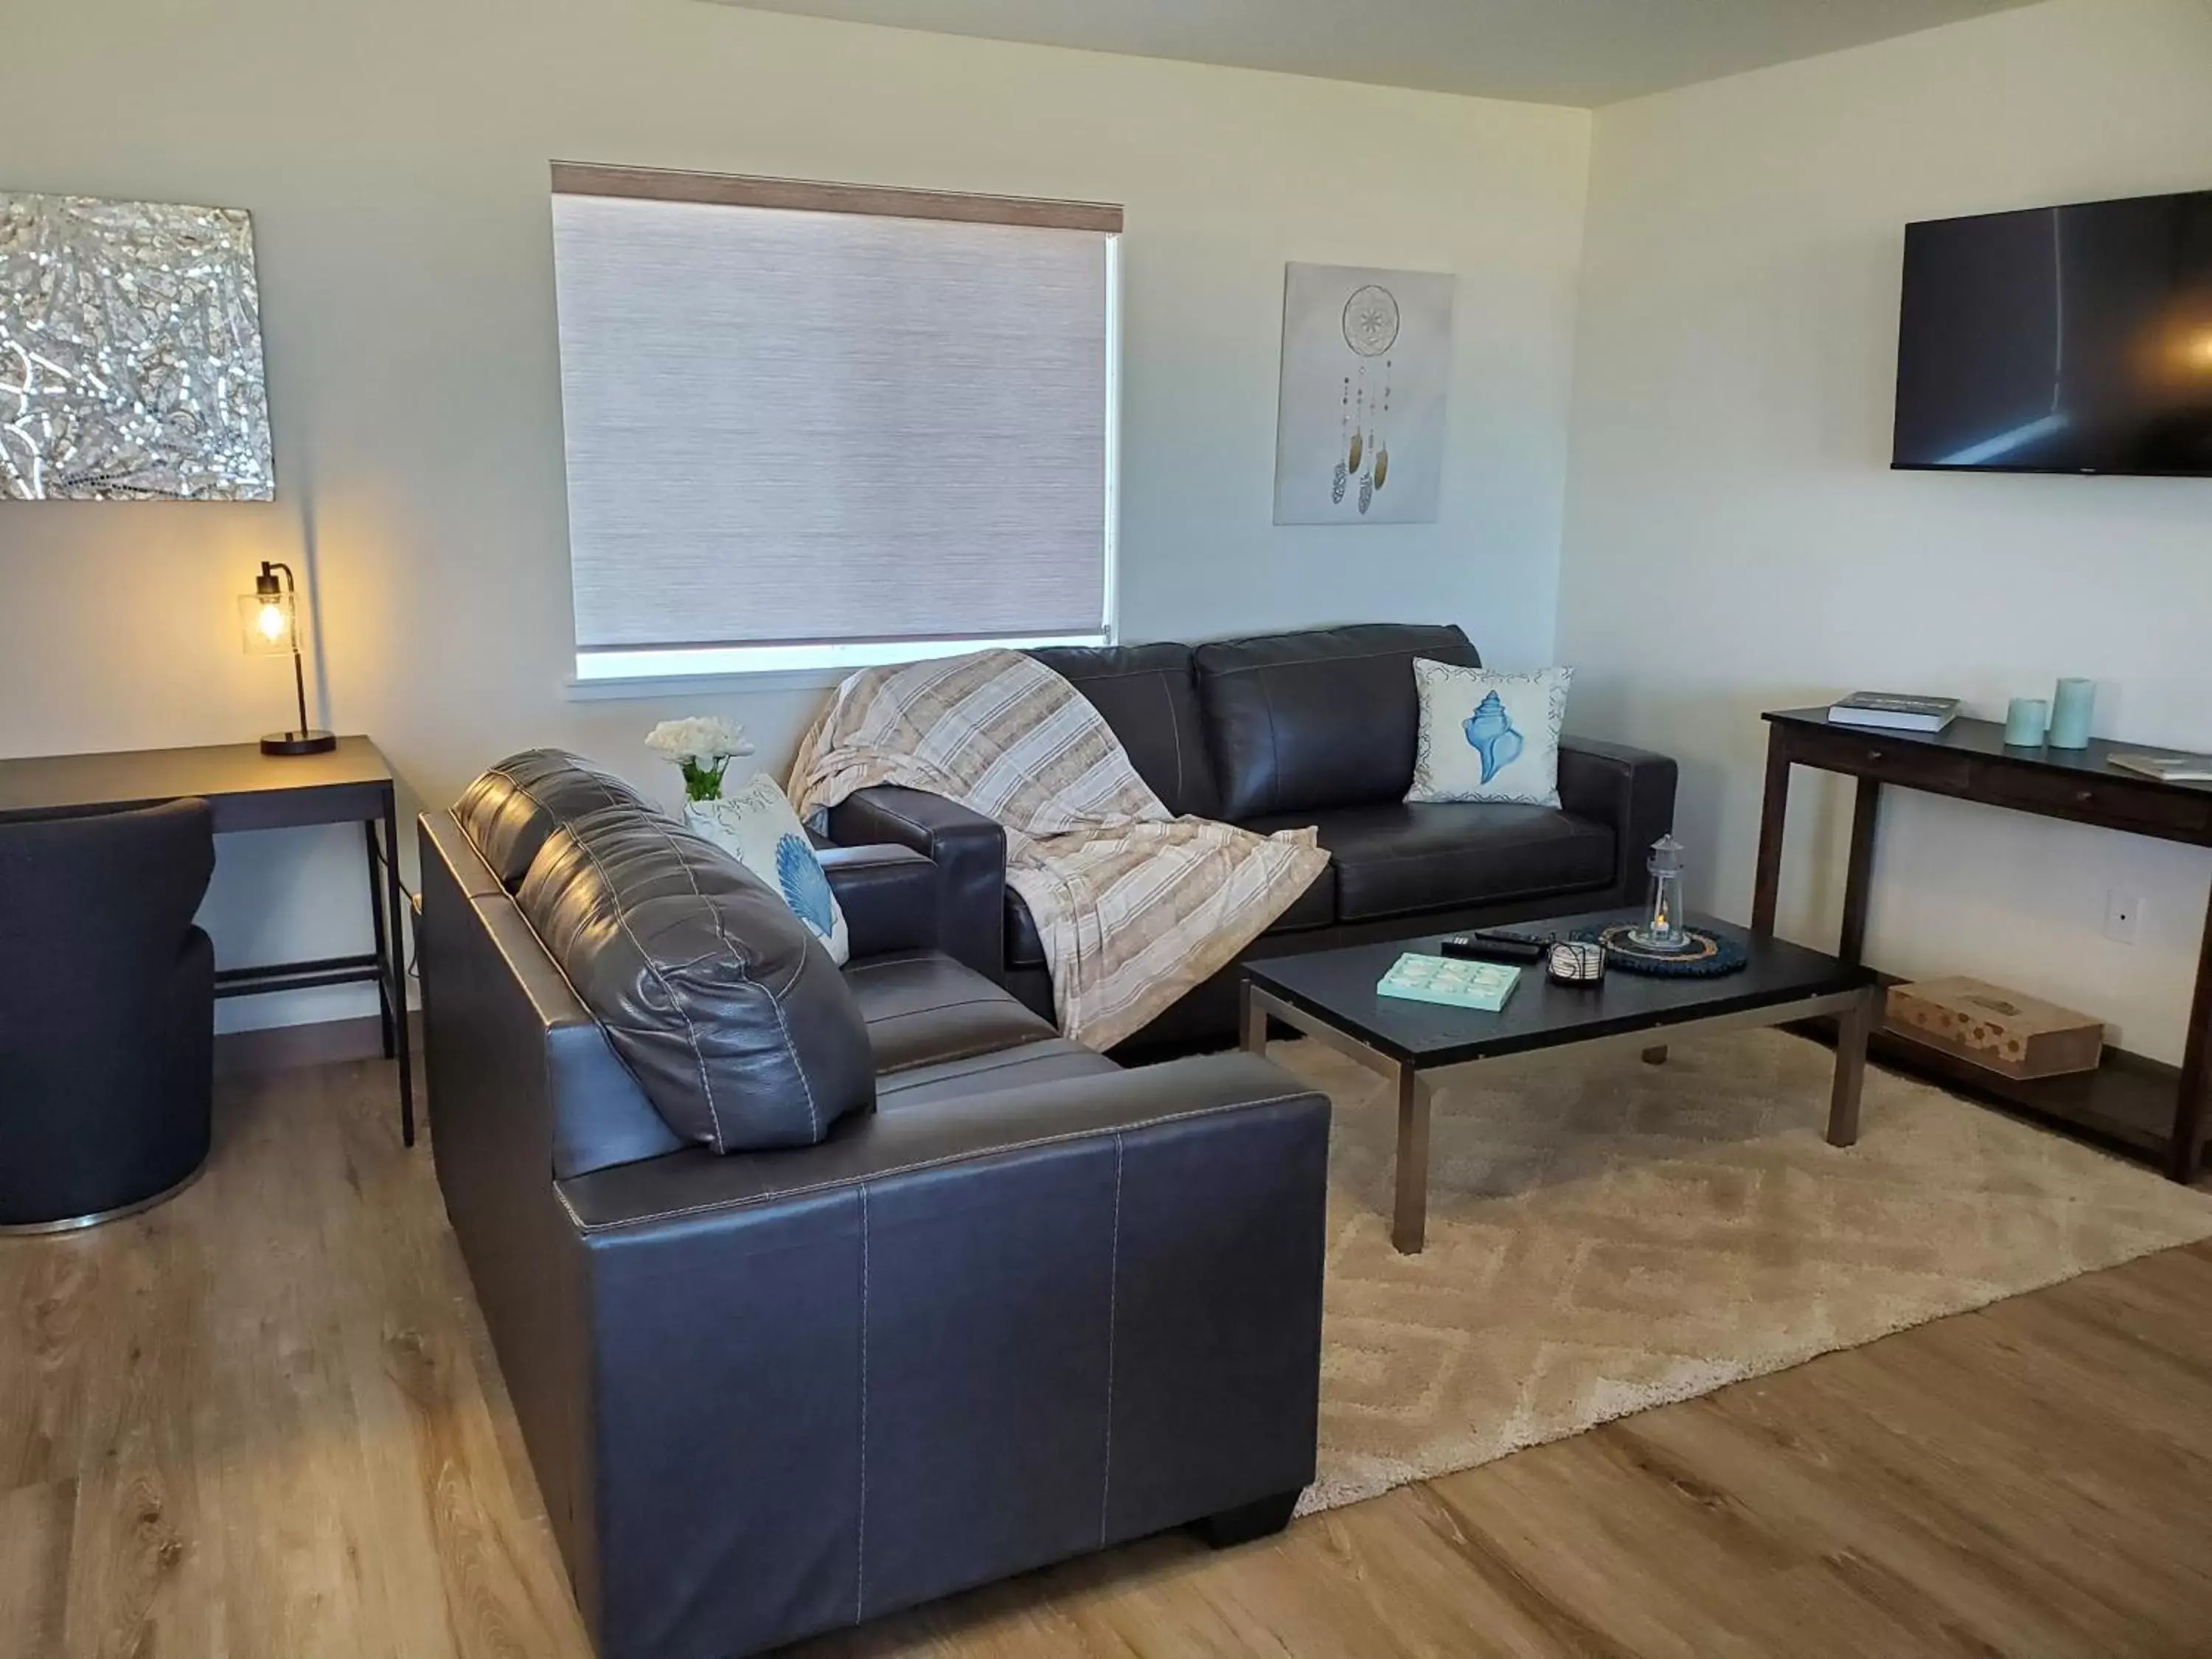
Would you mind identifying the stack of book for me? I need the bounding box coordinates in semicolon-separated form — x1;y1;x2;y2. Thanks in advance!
1826;692;1961;733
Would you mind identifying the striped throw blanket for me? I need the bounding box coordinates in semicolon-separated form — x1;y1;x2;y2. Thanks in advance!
789;650;1329;1051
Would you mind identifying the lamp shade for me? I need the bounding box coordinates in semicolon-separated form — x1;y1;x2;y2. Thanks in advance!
238;587;295;655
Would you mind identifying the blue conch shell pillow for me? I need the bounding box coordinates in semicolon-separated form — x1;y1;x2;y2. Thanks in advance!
1405;661;1573;807
684;771;852;964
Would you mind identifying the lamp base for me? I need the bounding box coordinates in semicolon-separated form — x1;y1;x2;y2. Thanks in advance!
261;729;338;757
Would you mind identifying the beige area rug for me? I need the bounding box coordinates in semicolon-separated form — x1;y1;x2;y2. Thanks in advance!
1273;1029;2212;1516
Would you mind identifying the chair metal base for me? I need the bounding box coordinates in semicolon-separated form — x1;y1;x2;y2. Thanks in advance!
0;1158;209;1236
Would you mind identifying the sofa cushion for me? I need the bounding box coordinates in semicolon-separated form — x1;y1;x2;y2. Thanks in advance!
1028;643;1219;819
1194;624;1483;821
845;948;1058;1074
455;748;650;890
874;1037;1121;1112
517;804;874;1152
1245;802;1615;922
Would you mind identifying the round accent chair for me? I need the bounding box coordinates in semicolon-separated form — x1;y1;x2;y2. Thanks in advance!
0;799;216;1232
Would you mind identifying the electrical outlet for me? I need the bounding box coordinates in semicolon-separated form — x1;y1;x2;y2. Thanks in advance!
2104;889;2141;945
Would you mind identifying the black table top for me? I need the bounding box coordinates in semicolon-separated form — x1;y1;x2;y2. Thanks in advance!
1244;909;1874;1068
0;737;393;824
1766;707;2212;798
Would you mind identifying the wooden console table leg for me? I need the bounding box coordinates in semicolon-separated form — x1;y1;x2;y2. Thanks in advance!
1827;987;1877;1148
1751;728;1791;936
1392;1064;1430;1256
2169;886;2212;1184
1838;777;1882;965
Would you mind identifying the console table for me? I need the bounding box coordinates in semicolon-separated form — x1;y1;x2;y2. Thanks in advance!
0;738;415;1147
1754;709;2211;1182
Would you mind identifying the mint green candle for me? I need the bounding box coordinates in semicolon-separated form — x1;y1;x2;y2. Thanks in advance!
2005;697;2048;747
2048;678;2096;749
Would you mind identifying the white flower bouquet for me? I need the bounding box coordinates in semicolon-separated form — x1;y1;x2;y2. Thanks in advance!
644;715;755;802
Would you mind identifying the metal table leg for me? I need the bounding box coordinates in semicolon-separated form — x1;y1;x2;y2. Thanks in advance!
1392;1064;1430;1255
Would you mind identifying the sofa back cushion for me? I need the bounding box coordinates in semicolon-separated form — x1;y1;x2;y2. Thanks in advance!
516;804;875;1152
1026;644;1220;819
455;748;650;890
1194;624;1483;821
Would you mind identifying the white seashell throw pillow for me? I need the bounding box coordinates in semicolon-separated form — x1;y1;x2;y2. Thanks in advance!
1405;660;1572;807
684;772;851;964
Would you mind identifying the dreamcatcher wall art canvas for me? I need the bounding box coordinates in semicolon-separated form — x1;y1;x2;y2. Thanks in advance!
0;192;274;501
1272;262;1453;525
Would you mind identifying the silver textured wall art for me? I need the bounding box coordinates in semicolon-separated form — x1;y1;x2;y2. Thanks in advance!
0;192;274;501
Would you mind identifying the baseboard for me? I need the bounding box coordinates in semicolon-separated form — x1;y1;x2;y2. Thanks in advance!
214;1009;424;1076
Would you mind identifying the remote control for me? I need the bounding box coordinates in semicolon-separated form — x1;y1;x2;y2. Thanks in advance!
1439;930;1548;964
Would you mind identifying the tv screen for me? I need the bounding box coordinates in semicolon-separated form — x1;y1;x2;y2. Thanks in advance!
1893;189;2212;476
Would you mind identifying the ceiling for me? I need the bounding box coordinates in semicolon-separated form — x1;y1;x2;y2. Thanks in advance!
708;0;2041;106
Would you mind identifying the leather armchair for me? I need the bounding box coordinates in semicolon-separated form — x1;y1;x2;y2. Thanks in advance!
0;799;215;1231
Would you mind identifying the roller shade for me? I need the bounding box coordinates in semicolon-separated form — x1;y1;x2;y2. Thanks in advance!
550;174;1117;659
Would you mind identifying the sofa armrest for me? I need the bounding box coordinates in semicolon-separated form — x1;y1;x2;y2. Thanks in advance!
818;843;940;958
824;785;1006;981
1557;734;1678;896
554;1051;1328;1658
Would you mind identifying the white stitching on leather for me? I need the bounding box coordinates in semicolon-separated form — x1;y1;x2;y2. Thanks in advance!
1201;640;1467;675
877;1045;1082;1093
856;1183;870;1624
1158;675;1186;806
770;951;822;1141
877;1037;1048;1076
1100;1132;1122;1546
565;1088;1320;1233
563;825;728;1154
647;810;827;1147
1256;671;1284;816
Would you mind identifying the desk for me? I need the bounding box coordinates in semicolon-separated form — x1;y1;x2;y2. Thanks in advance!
0;737;415;1146
1754;709;2211;1182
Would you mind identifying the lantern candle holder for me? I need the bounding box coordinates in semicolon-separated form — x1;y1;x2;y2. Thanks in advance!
1627;832;1691;953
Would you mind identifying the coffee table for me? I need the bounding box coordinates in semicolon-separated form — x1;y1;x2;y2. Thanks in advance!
1239;910;1882;1253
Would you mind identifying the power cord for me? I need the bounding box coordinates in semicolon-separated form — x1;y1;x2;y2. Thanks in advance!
366;833;422;981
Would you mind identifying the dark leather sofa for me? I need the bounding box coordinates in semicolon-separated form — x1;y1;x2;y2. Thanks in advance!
417;751;1332;1659
824;623;1678;1048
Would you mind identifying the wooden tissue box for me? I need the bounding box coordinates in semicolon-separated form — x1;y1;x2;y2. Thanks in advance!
1885;976;2104;1080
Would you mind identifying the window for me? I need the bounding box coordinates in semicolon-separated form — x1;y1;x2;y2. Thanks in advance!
549;164;1121;682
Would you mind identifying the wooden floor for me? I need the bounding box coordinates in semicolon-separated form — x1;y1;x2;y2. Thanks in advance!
4;1059;2210;1659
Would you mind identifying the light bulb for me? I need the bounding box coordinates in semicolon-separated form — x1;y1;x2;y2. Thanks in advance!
257;601;287;642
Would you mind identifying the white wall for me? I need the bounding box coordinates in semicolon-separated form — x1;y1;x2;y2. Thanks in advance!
1558;0;2212;1062
1;0;1592;1030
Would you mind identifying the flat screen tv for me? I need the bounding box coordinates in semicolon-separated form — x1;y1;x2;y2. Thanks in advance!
1893;189;2212;476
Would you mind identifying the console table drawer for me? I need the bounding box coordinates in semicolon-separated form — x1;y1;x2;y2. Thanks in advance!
1978;765;2212;838
1823;737;1974;793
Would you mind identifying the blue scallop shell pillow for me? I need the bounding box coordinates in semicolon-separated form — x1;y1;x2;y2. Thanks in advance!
683;772;851;964
1406;660;1573;807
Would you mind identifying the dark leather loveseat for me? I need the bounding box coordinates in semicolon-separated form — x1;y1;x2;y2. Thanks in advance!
824;623;1678;1048
418;751;1331;1659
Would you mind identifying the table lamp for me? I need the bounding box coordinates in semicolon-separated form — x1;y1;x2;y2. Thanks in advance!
239;560;335;756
